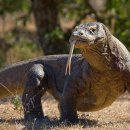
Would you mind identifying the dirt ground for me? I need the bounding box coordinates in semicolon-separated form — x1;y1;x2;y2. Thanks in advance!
0;92;130;130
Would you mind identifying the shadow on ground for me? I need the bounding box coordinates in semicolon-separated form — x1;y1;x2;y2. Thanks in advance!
0;117;98;129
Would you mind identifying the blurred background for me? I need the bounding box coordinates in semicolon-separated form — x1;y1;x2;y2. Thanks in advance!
0;0;130;68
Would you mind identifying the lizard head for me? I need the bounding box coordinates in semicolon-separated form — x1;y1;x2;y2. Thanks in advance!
65;22;111;75
69;22;110;48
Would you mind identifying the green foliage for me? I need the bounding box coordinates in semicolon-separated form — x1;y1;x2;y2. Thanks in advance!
42;26;68;54
44;27;64;42
6;38;43;63
0;56;6;68
0;0;30;15
107;0;130;50
59;0;88;20
12;95;22;110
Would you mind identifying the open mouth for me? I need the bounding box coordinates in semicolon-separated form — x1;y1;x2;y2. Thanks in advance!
69;36;88;43
73;39;94;49
70;36;94;46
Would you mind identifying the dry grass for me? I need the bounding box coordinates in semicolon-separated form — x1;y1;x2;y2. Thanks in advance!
0;92;130;130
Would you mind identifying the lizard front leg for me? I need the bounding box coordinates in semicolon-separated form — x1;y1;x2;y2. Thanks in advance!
59;75;80;124
22;64;47;129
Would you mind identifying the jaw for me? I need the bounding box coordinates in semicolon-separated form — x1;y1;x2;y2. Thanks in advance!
74;41;95;49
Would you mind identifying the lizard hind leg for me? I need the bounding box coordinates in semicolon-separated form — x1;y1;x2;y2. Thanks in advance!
22;63;48;129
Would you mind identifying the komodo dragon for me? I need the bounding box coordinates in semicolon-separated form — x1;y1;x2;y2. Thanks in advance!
0;22;130;128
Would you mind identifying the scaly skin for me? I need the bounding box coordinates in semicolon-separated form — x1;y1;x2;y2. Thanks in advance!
0;22;130;129
0;55;81;98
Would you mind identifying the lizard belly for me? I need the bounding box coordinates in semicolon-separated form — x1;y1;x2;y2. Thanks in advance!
77;74;126;112
77;93;117;112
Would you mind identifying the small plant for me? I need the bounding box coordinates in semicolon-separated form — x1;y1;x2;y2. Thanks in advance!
12;95;23;111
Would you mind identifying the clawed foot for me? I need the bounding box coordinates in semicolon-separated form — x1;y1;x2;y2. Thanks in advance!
60;117;79;125
25;115;79;129
25;116;49;130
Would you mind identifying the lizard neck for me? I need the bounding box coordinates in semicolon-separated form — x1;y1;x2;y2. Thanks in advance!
80;36;130;72
80;42;111;71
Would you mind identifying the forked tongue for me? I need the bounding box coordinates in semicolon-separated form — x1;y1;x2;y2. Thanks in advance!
65;40;76;75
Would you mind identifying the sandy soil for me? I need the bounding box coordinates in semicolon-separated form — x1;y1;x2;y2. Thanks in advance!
0;92;130;130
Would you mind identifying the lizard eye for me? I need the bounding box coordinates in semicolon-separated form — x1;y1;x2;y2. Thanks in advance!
90;28;96;33
89;26;97;34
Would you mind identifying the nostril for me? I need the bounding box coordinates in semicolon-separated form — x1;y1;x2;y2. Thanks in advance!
80;32;83;35
79;31;84;36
